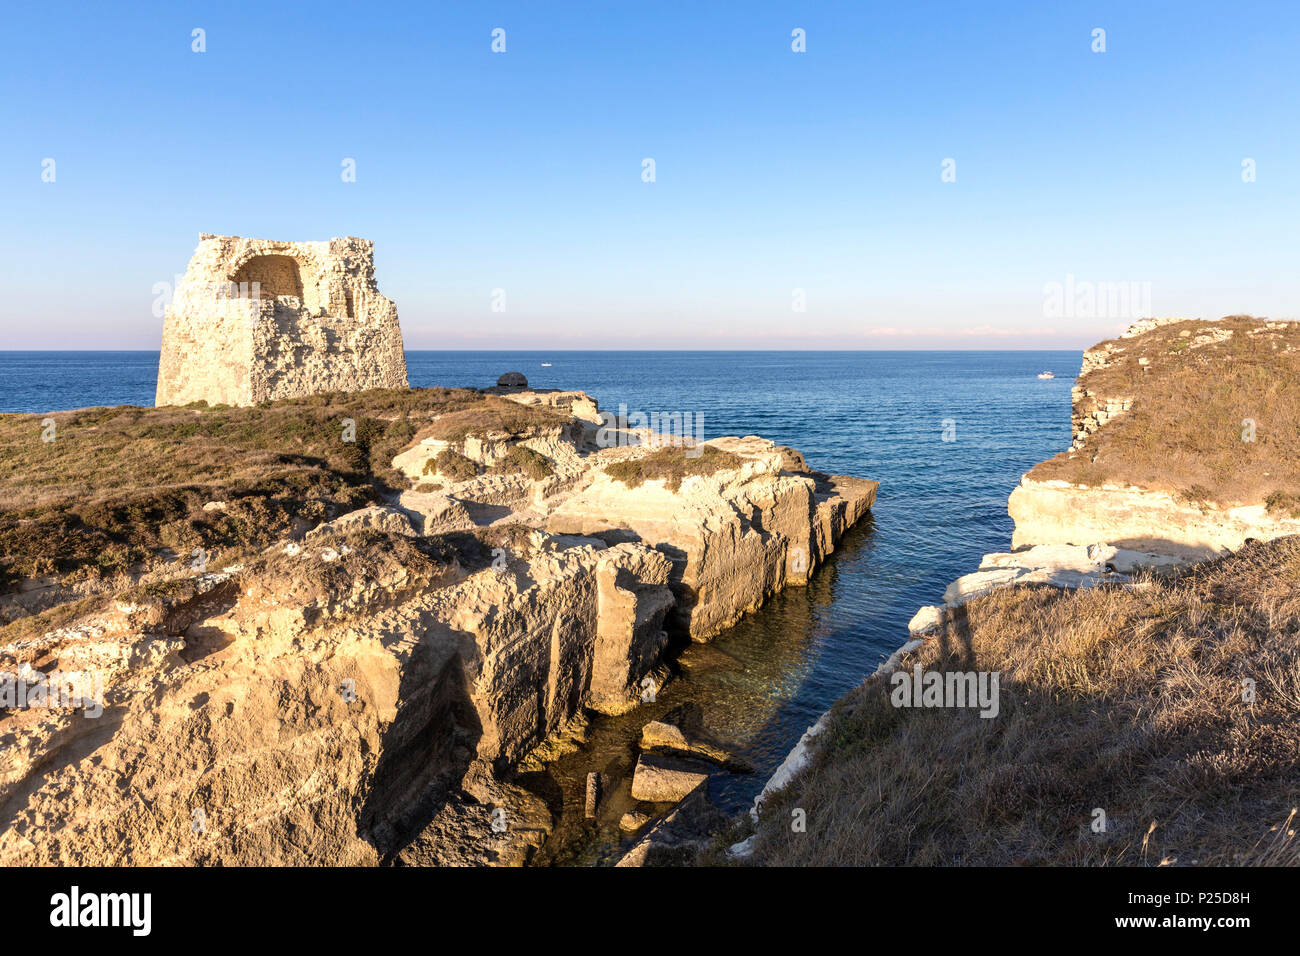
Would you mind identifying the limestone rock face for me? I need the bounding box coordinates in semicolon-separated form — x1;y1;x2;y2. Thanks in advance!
155;235;408;407
1;386;876;866
0;532;674;866
546;436;878;640
1009;480;1300;558
305;505;417;539
390;397;877;643
1015;316;1300;551
589;547;675;714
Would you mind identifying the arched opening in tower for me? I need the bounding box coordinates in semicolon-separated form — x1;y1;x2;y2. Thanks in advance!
232;254;304;302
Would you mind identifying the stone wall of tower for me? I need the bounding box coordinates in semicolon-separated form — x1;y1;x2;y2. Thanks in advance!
155;234;408;407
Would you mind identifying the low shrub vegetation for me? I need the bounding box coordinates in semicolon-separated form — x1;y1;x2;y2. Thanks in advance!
490;445;555;481
425;449;478;482
416;397;568;444
604;446;743;493
1265;490;1300;519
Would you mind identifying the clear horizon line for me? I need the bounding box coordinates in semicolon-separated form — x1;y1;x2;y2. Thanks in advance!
0;346;1088;353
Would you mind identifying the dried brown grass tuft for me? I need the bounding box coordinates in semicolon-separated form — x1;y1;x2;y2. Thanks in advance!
415;397;568;444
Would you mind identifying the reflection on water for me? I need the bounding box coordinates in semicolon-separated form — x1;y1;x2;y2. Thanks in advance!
526;517;879;867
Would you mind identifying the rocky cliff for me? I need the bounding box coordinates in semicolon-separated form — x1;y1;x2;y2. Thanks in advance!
1010;315;1300;556
0;386;875;866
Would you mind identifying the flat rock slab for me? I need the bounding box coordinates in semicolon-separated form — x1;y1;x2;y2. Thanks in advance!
630;753;712;803
395;490;474;534
907;604;947;635
306;505;416;539
638;719;751;771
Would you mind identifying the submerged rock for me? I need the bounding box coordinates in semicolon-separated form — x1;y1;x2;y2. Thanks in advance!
630;753;712;803
638;715;751;772
619;810;652;832
616;782;726;867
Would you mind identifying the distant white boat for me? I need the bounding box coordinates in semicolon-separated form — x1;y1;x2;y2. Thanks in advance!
1037;371;1055;380
540;362;552;367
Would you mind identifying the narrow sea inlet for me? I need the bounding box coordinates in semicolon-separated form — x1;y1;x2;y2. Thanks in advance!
0;348;1076;862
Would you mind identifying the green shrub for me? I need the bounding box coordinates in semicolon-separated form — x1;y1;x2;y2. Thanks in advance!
1265;490;1300;518
604;446;742;493
491;445;554;481
431;449;478;482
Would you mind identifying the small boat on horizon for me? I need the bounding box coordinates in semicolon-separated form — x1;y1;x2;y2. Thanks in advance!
541;362;552;367
1037;371;1055;380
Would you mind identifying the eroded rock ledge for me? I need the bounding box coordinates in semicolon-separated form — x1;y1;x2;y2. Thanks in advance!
0;388;875;867
1008;479;1300;558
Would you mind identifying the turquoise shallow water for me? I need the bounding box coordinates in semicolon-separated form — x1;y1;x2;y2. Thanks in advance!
0;349;1078;861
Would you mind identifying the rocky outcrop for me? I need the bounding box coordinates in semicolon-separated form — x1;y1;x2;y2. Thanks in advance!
1008;479;1300;557
0;530;677;866
630;753;711;803
736;317;1277;857
392;401;877;640
1;386;876;867
638;718;745;769
546;436;877;639
156;235;408;407
1012;316;1300;556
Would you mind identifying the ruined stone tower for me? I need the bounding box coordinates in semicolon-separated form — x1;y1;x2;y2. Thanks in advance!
155;234;408;407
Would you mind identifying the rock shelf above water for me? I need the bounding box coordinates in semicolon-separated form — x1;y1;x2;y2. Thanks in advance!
0;386;876;867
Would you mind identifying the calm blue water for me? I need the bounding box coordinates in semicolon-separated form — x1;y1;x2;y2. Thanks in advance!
0;349;1077;857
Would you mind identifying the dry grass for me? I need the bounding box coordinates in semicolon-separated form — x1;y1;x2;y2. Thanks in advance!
0;387;482;590
604;446;744;493
415;397;568;444
1032;316;1300;506
242;527;461;624
738;536;1300;866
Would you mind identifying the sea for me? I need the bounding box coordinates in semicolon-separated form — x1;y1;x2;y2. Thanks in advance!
0;349;1079;864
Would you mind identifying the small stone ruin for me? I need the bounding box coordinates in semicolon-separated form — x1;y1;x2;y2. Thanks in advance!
155;234;408;407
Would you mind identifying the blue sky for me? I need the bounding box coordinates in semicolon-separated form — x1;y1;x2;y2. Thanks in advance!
1;0;1296;349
